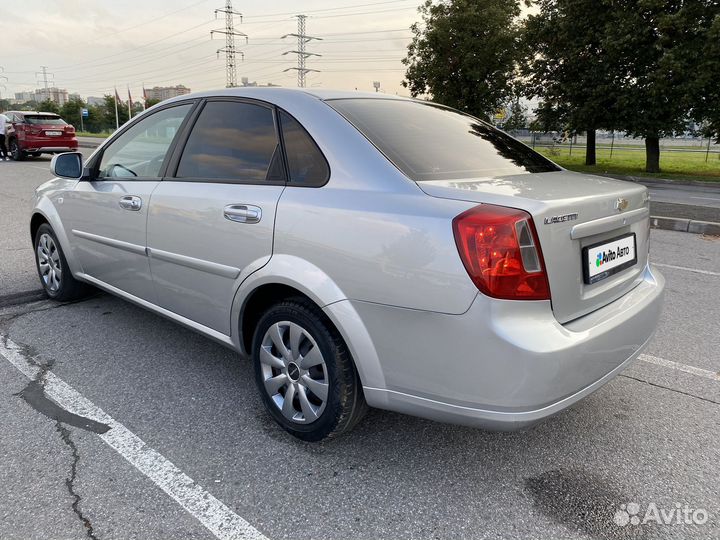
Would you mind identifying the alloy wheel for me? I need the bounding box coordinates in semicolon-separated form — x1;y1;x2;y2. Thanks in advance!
37;233;62;293
259;321;329;424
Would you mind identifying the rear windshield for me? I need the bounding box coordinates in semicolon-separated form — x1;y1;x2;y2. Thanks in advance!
24;115;67;125
328;99;559;181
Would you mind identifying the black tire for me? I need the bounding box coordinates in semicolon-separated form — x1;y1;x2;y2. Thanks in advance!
252;298;367;442
9;138;25;161
34;223;91;301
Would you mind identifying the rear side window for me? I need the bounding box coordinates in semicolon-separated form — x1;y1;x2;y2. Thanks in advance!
329;99;560;181
24;115;67;125
279;111;329;185
176;101;283;182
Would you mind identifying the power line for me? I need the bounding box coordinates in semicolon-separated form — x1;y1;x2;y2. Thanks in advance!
211;0;247;87
282;15;321;88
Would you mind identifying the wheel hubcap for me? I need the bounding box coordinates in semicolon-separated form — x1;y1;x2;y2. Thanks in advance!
260;321;329;424
37;233;62;292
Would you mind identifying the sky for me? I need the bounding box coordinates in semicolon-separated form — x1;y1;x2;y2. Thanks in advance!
1;0;423;100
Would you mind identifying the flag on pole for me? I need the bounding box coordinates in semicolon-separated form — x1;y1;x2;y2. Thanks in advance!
113;87;120;130
127;86;133;119
142;85;147;111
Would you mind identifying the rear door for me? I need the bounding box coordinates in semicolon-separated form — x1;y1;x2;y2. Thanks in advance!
146;98;286;335
59;102;194;301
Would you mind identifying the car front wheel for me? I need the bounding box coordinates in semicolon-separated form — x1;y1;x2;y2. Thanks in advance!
252;298;367;441
34;223;90;301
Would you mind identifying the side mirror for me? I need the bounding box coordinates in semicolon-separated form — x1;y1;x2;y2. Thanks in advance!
50;152;85;179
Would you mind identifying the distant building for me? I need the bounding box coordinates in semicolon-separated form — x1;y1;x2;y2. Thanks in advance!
36;87;69;106
14;91;36;102
145;85;191;102
86;96;105;106
240;77;280;88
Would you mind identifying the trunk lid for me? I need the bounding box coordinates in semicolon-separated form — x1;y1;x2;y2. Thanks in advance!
419;170;650;323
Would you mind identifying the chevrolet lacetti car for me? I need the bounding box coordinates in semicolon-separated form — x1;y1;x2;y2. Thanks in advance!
31;88;665;441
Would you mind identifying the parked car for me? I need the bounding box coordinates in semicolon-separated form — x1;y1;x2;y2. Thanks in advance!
30;89;664;441
5;110;78;160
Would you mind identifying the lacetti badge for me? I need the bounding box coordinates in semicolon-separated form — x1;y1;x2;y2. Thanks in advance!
544;213;578;225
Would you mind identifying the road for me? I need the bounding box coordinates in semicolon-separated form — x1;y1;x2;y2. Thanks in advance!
646;182;720;210
0;156;719;540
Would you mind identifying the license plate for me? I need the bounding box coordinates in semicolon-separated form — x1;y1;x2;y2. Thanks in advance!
582;233;637;284
45;130;63;136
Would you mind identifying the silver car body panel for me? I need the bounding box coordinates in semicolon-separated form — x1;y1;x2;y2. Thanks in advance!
31;87;665;430
147;181;284;335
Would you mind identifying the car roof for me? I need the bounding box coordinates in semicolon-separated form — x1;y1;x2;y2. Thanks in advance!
8;111;61;116
162;87;412;105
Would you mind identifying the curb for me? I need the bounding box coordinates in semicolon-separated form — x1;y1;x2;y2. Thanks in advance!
650;215;720;235
78;141;101;149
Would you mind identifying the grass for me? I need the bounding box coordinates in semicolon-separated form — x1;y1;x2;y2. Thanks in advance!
535;146;720;182
75;132;110;138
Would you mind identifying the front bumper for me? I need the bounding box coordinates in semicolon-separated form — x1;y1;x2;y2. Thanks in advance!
349;263;665;430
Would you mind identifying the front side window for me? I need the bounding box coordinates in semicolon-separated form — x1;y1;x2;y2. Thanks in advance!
98;104;192;179
279;110;329;185
328;99;560;181
176;101;282;182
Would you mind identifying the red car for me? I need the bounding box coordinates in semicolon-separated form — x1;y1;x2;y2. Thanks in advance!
5;111;78;160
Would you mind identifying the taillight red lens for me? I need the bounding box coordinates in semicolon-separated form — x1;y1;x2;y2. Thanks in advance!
452;204;551;300
65;125;75;133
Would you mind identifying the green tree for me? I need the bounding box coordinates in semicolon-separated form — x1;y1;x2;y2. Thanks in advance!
606;0;720;172
145;97;161;108
522;0;620;166
402;0;523;120
503;99;528;131
37;99;60;114
103;94;128;130
690;9;720;144
60;97;85;128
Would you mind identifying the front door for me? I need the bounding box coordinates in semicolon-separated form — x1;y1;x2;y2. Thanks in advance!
147;99;286;335
59;103;194;301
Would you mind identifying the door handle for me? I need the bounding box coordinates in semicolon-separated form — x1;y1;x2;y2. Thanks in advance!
119;195;142;211
223;204;262;224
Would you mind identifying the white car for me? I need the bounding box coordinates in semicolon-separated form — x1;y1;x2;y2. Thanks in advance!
31;88;664;440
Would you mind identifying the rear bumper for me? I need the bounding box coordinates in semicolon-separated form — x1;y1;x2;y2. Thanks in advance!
24;146;78;153
22;139;78;153
350;263;665;430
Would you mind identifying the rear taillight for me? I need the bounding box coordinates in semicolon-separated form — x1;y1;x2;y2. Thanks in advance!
452;204;551;300
65;125;75;134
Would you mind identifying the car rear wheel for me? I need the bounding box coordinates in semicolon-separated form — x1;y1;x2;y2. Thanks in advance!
252;298;367;441
9;139;25;161
34;223;91;301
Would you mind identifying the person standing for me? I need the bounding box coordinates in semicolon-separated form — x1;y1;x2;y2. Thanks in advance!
0;113;9;161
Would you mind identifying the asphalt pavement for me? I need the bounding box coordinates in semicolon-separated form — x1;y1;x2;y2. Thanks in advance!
1;156;719;540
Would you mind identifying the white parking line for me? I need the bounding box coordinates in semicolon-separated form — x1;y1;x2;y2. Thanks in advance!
653;263;720;277
640;354;720;381
0;335;267;540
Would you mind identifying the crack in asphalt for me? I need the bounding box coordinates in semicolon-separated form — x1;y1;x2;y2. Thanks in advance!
10;338;107;540
56;421;100;540
620;374;720;406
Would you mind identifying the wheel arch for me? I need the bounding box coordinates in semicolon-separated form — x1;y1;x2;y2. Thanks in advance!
232;255;385;390
30;203;83;276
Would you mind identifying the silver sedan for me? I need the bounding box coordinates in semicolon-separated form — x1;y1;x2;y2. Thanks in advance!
31;88;664;441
